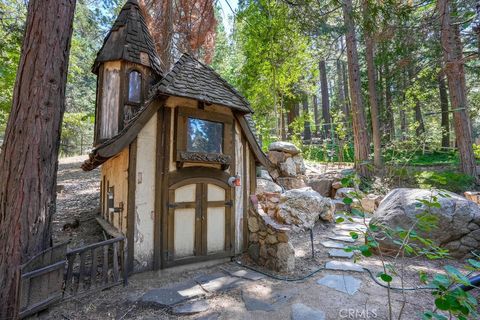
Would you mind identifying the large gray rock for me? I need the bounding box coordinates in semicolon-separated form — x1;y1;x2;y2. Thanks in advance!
276;242;295;272
268;141;300;155
280;157;297;177
278;187;335;230
292;155;306;175
371;188;480;257
256;178;283;194
277;177;307;190
308;178;334;197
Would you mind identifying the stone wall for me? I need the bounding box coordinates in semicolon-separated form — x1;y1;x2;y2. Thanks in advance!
247;195;295;272
267;142;307;190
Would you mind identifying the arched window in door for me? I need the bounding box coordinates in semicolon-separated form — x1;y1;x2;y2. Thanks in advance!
128;70;142;103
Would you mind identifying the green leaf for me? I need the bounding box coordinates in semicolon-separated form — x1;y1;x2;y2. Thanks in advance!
343;197;353;205
467;259;480;269
444;265;471;286
434;298;450;311
335;217;345;223
349;232;359;239
379;273;393;283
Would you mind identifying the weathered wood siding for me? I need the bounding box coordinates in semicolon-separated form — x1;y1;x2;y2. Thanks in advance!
133;113;157;271
234;122;244;253
100;61;121;139
101;148;129;233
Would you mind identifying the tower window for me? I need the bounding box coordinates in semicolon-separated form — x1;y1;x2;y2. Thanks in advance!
128;70;142;103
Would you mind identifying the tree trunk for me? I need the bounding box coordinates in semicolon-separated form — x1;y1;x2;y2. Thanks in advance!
400;72;408;140
336;59;346;116
363;0;382;170
319;60;331;139
313;95;319;136
342;60;350;119
414;99;425;136
438;0;478;179
438;72;450;148
0;0;76;317
302;94;311;143
384;63;395;140
342;0;372;177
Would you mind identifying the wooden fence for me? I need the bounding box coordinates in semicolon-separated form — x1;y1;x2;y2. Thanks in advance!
18;236;127;318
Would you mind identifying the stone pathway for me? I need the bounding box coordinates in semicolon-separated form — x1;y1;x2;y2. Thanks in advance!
138;217;372;318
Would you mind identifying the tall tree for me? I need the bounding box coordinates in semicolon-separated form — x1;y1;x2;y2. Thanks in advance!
362;0;382;169
302;94;312;141
438;71;450;148
0;0;76;317
312;95;320;136
319;59;331;138
437;0;478;179
342;0;371;177
141;0;217;70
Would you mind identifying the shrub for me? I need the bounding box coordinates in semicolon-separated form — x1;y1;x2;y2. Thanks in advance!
415;171;475;194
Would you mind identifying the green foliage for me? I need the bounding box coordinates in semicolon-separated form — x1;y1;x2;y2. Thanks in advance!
415;171;475;194
0;0;25;115
60;112;94;156
302;144;355;163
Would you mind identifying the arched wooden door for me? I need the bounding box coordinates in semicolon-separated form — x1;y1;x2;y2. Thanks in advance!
165;179;233;266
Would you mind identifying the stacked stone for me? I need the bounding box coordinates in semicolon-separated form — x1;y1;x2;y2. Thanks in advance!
257;192;281;221
267;142;307;190
247;196;295;272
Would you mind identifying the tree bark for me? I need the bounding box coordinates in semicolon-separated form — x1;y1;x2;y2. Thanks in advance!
302;94;311;142
342;0;372;177
342;60;350;119
400;72;408;140
384;62;395;140
438;0;478;179
414;99;425;136
312;95;319;136
438;71;450;148
319;60;331;139
362;0;382;169
0;0;76;317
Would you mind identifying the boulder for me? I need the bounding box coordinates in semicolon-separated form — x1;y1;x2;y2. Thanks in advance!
279;157;297;177
308;178;334;197
257;178;283;194
335;187;356;199
259;169;273;181
332;181;343;190
276;242;295;272
267;150;286;166
278;187;335;230
292;155;306;175
268;141;300;155
276;177;307;190
371;188;480;257
360;194;383;213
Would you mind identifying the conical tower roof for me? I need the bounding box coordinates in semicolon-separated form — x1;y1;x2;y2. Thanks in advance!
93;0;162;75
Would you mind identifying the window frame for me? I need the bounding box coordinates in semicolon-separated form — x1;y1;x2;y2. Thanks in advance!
126;69;143;105
175;106;233;170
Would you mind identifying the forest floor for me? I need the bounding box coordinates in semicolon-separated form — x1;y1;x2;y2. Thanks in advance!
44;156;478;320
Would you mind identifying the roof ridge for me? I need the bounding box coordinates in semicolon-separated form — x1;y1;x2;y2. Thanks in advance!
180;53;252;112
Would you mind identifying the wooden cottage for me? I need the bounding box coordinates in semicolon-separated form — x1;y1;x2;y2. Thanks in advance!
82;0;269;272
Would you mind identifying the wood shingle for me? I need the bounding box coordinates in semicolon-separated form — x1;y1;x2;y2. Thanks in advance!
153;54;252;113
92;0;162;75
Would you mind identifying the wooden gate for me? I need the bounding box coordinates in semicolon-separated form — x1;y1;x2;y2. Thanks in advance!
18;236;128;318
18;243;67;318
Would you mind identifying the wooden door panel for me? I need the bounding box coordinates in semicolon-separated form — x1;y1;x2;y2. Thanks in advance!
207;207;226;253
173;208;196;258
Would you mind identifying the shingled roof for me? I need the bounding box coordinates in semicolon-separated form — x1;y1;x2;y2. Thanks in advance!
153;54;252;113
92;0;162;75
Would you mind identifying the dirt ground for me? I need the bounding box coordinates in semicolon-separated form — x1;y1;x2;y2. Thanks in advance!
44;156;478;320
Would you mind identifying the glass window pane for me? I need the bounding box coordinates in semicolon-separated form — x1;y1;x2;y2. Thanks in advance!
128;71;141;103
187;117;223;154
